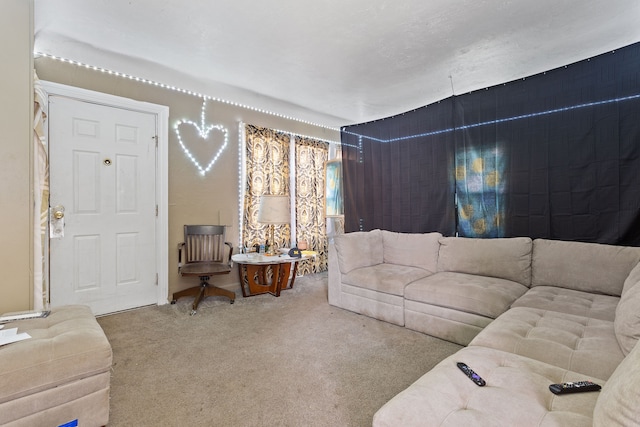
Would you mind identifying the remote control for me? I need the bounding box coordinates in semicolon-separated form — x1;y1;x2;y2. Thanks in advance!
0;310;50;323
549;381;601;395
457;362;486;386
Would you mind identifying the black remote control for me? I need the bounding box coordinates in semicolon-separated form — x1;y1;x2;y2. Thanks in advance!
457;362;486;386
549;381;601;395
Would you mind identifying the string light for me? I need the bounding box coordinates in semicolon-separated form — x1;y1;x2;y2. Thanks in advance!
270;128;340;145
342;93;640;144
238;122;247;249
35;52;341;132
174;98;228;176
36;52;343;248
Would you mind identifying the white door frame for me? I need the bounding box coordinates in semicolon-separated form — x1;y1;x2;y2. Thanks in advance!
42;81;169;308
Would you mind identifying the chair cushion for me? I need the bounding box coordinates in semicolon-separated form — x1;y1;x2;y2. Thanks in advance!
511;286;619;321
181;261;231;276
470;307;623;380
437;237;533;286
405;272;528;319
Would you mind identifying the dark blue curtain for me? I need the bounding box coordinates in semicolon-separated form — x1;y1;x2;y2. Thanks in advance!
341;42;640;246
341;100;456;234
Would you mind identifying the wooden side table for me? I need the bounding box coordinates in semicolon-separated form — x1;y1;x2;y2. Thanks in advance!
232;253;312;297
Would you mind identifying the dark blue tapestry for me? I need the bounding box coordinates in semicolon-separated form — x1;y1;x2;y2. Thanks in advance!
455;144;506;238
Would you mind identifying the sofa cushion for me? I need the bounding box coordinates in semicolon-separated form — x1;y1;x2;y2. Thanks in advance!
437;237;533;286
382;230;441;272
470;307;623;380
339;283;406;326
342;264;432;296
532;239;640;296
511;286;619;321
334;229;383;274
593;340;640;426
614;281;640;355
0;305;112;405
373;345;601;427
405;272;528;319
404;300;493;345
622;261;640;296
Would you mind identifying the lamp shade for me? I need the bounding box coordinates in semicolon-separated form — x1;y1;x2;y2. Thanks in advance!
257;195;291;224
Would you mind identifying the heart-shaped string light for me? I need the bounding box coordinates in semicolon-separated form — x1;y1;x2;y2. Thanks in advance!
174;98;229;176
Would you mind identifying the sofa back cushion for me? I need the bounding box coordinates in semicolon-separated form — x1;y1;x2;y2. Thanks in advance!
593;340;640;426
614;280;640;355
437;237;533;286
382;230;441;272
334;229;383;274
532;239;640;296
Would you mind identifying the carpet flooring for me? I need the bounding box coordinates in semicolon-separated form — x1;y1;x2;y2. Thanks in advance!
97;272;462;426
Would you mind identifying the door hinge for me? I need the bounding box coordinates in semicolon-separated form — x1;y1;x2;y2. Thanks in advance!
153;135;158;148
155;205;158;217
155;273;159;286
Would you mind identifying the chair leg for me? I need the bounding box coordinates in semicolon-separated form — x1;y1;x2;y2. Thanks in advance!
170;286;201;303
203;283;236;304
171;276;235;315
191;284;207;315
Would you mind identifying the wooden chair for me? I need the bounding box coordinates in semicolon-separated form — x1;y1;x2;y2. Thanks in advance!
171;225;235;315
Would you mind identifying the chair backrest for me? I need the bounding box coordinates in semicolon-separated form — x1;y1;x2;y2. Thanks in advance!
183;225;228;264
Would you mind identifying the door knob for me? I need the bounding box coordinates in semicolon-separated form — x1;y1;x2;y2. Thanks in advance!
50;205;66;239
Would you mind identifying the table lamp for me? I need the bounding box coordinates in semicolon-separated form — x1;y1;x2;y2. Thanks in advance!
257;195;291;255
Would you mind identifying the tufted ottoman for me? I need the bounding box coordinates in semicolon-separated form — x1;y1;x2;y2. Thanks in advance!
373;345;603;426
0;305;112;427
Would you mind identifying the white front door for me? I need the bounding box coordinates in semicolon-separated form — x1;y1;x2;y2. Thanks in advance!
48;95;159;315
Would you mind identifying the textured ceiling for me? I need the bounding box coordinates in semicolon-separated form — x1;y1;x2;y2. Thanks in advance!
34;0;640;128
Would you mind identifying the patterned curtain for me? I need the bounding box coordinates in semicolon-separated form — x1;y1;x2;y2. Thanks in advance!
33;71;49;310
295;137;329;274
242;125;291;250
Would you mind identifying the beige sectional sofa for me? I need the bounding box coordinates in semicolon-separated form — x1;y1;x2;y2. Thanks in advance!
328;229;640;426
0;305;112;427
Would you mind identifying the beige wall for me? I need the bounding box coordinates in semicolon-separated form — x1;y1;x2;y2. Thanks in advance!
35;57;340;300
0;0;34;313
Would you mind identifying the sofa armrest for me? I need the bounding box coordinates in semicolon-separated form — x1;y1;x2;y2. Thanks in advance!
622;261;640;296
333;229;383;274
328;240;342;307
